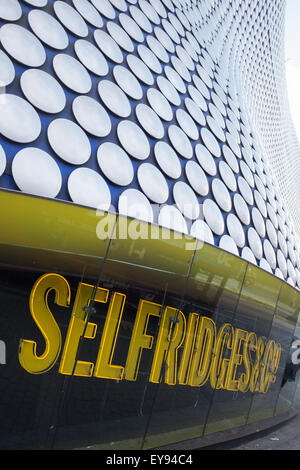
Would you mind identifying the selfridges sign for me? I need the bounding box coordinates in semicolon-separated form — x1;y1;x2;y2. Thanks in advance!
18;273;282;395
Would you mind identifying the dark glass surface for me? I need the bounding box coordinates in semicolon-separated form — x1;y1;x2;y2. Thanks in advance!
1;213;300;449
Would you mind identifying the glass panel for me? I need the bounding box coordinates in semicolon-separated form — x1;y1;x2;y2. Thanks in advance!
203;262;279;434
145;242;247;445
53;215;195;450
0;193;116;449
0;269;67;449
290;313;300;408
273;284;300;416
242;267;282;424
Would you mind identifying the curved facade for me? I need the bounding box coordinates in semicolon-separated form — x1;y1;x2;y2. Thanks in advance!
0;0;300;450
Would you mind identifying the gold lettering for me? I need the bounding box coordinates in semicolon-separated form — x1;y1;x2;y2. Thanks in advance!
189;317;216;387
178;312;199;385
210;323;234;390
149;307;186;385
59;283;108;377
125;300;161;381
94;292;126;380
226;329;248;391
19;274;70;374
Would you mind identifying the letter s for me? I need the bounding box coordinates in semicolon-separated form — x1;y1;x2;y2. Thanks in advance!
19;274;70;374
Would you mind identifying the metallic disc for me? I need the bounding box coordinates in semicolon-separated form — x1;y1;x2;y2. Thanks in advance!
53;54;92;94
176;45;194;71
158;205;188;234
219;235;239;256
147;88;173;121
267;202;278;229
275;268;284;280
259;258;272;274
254;174;267;200
98;80;131;118
168;125;193;159
266;219;278;248
184;98;206;126
126;54;154;86
93;29;123;64
226;213;245;248
146;35;169;63
278;230;288;258
137;44;162;74
0;0;22;21
150;0;167;19
157;76;181;106
171;56;191;82
165;65;186;93
223;144;239;173
203;198;224;236
74;39;108;76
117;120;150;160
72;96;111;137
0;94;41;143
226;132;241;158
12;147;62;198
136;103;164;139
240;160;254;187
193;74;210;100
113;65;143;100
173;181;200;220
247;227;263;260
154;26;175;53
119;13;144;43
251;207;266;238
28;9;69;50
0;23;46;67
107;21;134;52
0;50;15;86
238;176;253;205
209;102;226;128
207;115;226;142
154;141;181;179
53;1;88;38
188;84;207;111
130;5;153;33
176;109;199;140
234;193;250;226
254;189;267;218
139;0;160;24
68;167;111;210
0;145;6;177
97;142;134;186
190;219;214;244
72;0;103;28
90;0;116;19
22;0;48;6
241;247;257;265
162;18;180;44
219;161;237;191
185;161;209;196
137;163;169;204
201;128;221;158
263;239;277;270
118;188;153;223
47;118;91;164
195;144;217;176
212;178;232;212
277;249;288;278
20;69;66;114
